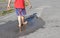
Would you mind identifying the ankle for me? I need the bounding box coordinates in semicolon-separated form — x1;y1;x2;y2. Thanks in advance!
18;25;21;27
23;21;28;24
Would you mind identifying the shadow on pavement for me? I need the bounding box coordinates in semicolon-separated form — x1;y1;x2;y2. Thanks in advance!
0;13;45;38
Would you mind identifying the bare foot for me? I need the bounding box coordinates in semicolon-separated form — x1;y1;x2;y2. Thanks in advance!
23;21;28;25
23;21;28;32
18;24;23;32
19;26;22;32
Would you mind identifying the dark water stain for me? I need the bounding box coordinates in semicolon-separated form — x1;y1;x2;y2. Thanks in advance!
0;13;45;38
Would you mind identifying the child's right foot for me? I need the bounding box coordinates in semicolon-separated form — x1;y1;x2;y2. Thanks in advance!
18;25;22;32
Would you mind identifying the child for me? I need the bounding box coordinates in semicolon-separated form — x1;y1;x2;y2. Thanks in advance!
7;0;32;32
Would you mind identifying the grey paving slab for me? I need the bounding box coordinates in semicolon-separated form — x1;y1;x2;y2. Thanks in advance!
0;0;60;38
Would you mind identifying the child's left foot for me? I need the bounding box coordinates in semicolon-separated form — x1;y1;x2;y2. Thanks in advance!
23;21;28;25
22;21;28;32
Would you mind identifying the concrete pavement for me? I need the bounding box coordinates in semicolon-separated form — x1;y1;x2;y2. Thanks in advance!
0;0;60;38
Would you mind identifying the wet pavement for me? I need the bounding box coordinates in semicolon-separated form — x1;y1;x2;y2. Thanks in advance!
0;0;60;38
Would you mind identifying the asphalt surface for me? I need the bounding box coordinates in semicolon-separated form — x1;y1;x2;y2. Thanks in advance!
0;0;60;38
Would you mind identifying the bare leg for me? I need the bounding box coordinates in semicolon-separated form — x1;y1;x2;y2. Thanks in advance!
18;16;21;27
17;16;22;32
21;16;27;25
21;16;28;31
